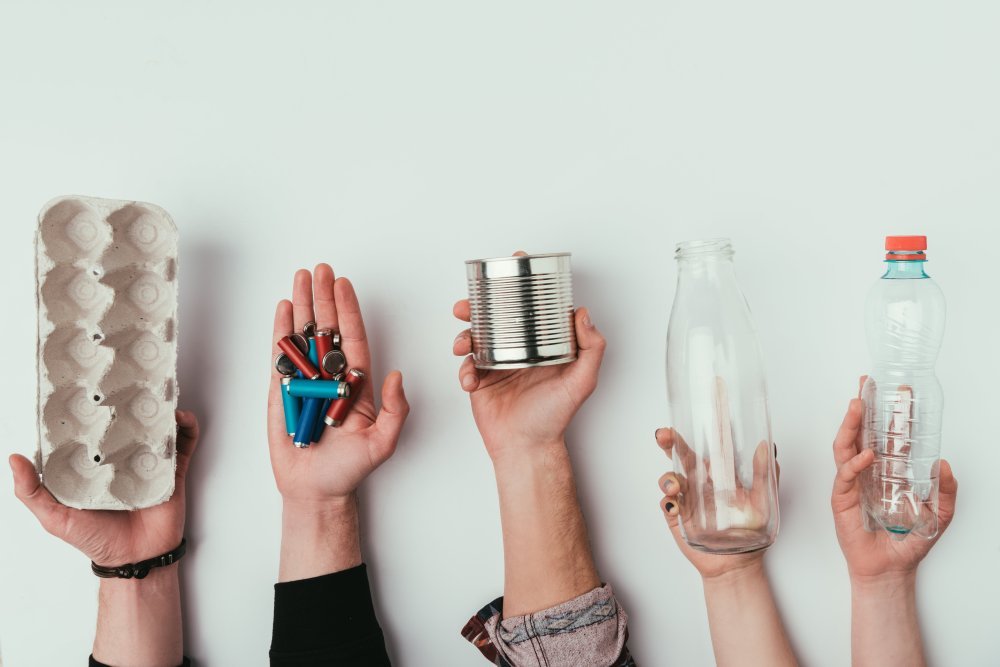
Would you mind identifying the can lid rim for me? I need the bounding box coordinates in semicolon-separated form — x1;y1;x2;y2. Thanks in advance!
465;252;571;265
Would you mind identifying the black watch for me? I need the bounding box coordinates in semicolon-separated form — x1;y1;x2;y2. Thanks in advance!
91;539;187;579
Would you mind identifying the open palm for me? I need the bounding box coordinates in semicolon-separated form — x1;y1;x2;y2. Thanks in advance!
267;264;408;503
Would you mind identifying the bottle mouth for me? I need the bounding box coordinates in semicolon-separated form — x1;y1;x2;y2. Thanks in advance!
885;250;927;262
675;238;733;260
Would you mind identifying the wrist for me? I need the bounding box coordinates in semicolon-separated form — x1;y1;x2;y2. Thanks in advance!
700;555;767;588
489;438;568;472
850;569;918;596
279;494;362;582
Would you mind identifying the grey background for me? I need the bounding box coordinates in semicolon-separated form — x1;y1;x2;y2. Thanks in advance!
1;1;998;665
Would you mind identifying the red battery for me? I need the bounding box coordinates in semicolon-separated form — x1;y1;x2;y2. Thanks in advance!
315;328;334;379
278;336;321;379
324;368;365;427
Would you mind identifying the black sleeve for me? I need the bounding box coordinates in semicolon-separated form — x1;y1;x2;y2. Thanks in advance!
270;563;391;667
90;656;189;667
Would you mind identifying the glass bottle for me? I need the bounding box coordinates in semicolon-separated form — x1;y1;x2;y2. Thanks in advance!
665;238;779;554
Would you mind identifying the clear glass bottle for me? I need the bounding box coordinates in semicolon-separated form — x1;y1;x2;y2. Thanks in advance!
665;238;779;554
861;235;945;540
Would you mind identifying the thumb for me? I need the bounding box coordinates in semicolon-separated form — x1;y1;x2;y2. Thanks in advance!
370;371;410;463
565;307;606;399
9;454;67;535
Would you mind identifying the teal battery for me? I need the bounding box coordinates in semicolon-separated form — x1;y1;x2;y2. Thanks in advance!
311;398;331;442
280;377;301;436
286;379;351;399
294;397;323;448
308;336;319;366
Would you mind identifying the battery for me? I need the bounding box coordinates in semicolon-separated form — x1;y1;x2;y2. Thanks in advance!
293;397;323;448
274;353;297;377
312;399;331;442
280;377;301;436
315;329;334;379
303;320;317;338
322;349;348;376
324;369;366;427
290;333;309;356
308;336;319;366
286;379;351;399
277;336;321;379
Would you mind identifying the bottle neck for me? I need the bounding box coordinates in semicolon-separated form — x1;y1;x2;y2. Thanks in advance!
675;239;736;279
882;260;929;279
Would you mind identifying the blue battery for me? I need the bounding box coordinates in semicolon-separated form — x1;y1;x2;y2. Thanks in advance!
308;336;319;366
280;377;301;436
286;379;351;399
312;398;331;442
293;397;323;448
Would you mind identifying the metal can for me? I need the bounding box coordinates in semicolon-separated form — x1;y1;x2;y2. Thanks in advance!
465;253;577;369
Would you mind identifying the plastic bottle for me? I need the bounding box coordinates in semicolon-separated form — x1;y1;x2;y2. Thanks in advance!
666;238;779;554
861;235;945;540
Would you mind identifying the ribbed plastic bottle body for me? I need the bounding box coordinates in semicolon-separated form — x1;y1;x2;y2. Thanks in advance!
861;263;945;539
666;239;779;554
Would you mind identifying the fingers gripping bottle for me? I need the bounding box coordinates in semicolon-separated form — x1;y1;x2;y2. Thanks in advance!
861;236;945;540
666;239;779;554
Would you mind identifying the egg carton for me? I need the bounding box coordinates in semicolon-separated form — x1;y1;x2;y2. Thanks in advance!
35;196;179;510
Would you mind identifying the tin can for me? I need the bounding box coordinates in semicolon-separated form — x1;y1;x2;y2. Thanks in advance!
465;253;577;369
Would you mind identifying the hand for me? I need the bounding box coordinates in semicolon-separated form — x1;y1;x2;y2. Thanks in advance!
831;378;958;581
656;427;777;579
452;254;606;459
267;264;409;506
10;410;199;566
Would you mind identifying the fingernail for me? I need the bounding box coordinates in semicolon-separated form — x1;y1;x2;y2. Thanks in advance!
453;332;466;346
582;312;594;328
663;480;676;493
655;428;662;440
664;502;675;513
461;375;475;390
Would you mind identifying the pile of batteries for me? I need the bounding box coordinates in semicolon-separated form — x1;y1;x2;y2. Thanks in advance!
276;321;365;448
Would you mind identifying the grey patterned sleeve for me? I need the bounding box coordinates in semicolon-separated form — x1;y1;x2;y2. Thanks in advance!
462;584;634;667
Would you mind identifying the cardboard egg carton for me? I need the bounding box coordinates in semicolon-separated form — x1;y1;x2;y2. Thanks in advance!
35;196;179;510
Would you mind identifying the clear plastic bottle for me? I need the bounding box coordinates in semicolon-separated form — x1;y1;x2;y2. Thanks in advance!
666;238;779;554
861;235;945;540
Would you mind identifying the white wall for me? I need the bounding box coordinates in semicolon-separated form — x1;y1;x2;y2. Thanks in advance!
1;2;998;665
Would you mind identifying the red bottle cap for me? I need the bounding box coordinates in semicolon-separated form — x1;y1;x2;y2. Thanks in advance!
885;235;927;260
885;235;927;251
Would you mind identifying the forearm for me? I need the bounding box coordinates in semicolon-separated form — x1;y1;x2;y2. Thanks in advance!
279;495;361;582
92;567;183;667
491;439;600;617
851;572;925;667
701;560;796;667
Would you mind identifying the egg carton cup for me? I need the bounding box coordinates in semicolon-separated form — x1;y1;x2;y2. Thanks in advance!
36;195;179;510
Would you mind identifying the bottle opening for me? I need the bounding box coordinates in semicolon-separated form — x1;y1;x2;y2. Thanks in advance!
675;238;734;260
885;235;927;261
